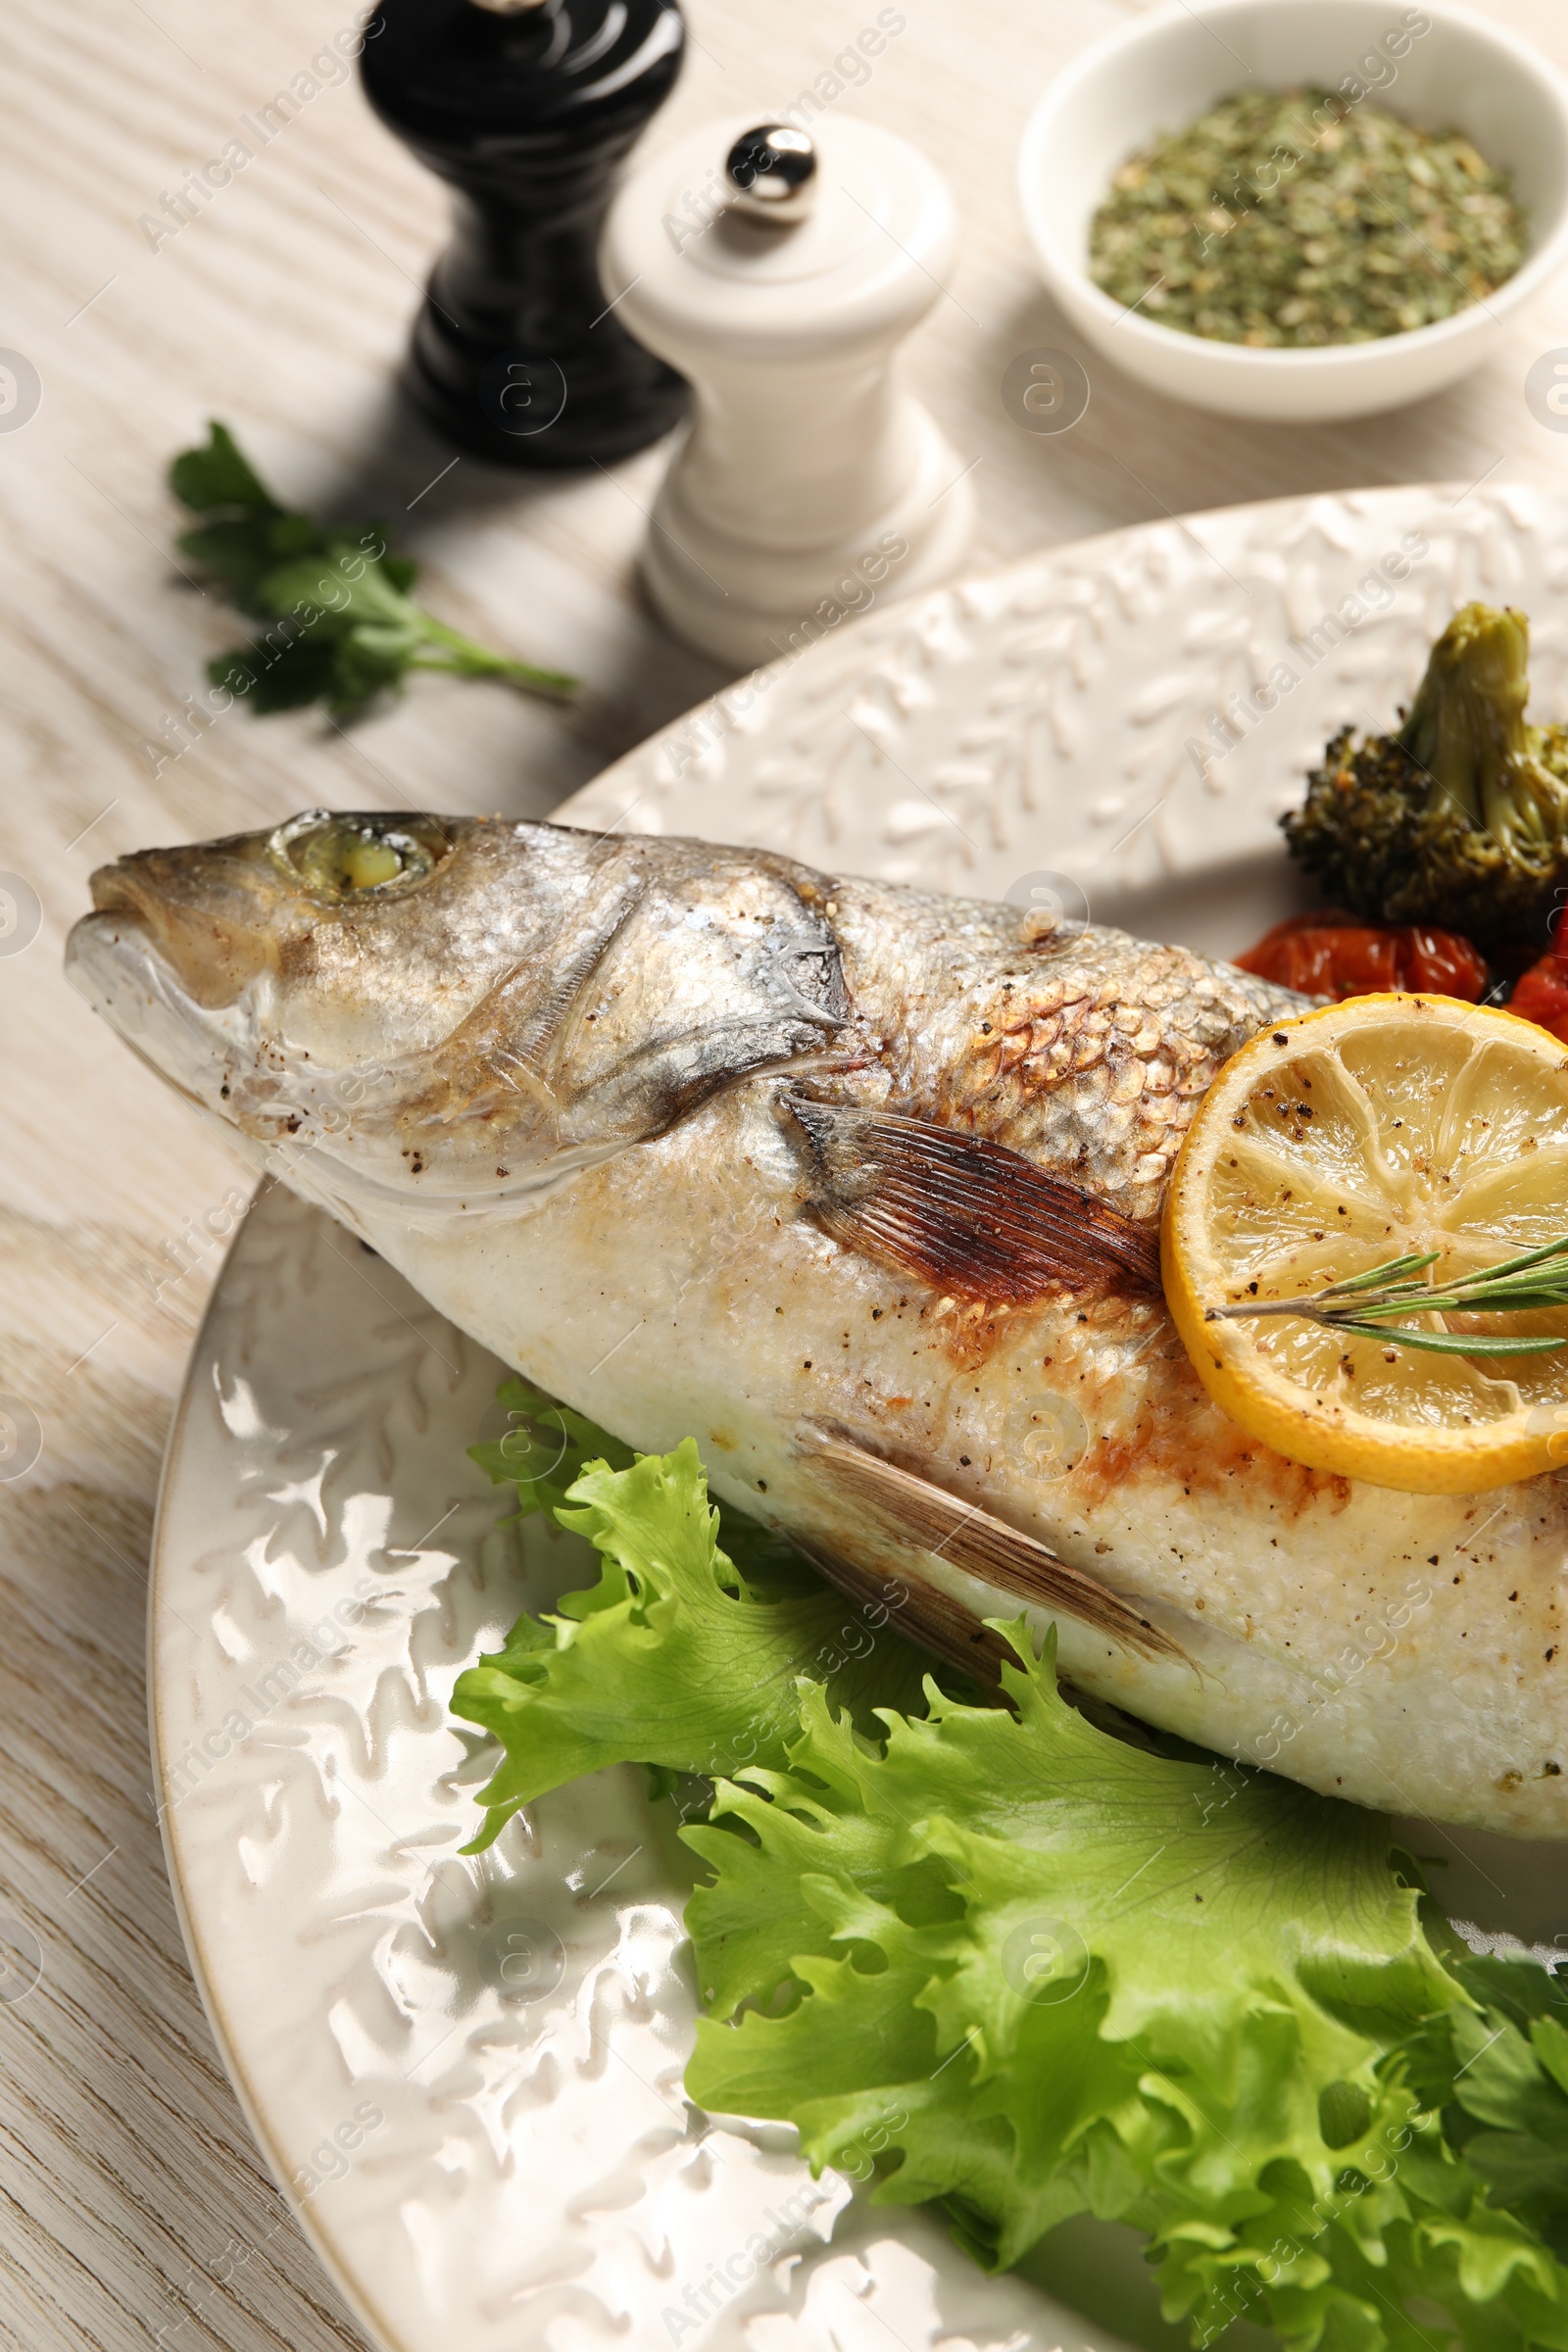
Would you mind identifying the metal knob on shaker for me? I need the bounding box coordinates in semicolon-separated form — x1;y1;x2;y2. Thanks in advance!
361;0;688;466
600;115;975;665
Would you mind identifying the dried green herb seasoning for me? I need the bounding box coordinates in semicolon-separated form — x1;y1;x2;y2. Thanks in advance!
1089;86;1526;347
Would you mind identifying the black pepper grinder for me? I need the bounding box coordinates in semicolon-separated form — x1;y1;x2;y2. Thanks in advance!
360;0;688;466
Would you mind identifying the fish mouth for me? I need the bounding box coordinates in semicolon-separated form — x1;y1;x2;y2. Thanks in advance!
66;905;257;1125
63;906;518;1233
66;898;283;1195
64;906;527;1231
84;842;281;1009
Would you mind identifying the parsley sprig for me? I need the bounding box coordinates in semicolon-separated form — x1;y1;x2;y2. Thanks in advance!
171;420;576;718
1206;1235;1568;1356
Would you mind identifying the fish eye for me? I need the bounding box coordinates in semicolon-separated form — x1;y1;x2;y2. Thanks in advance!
270;812;451;903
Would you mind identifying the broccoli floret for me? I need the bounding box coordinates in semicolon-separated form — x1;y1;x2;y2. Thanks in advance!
1283;603;1568;950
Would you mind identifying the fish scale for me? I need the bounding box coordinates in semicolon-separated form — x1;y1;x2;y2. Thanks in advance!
855;911;1287;1217
65;809;1568;1839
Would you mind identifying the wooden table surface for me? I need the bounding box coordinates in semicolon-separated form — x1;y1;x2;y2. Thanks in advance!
4;0;1568;2342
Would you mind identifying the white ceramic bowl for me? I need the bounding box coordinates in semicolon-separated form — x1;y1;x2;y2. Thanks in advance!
1017;0;1568;423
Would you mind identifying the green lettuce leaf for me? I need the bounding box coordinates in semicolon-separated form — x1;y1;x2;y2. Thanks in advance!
452;1394;930;1848
453;1400;1568;2348
683;1631;1568;2352
468;1377;637;1527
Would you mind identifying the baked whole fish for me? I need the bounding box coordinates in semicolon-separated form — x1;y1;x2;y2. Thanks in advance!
67;809;1568;1838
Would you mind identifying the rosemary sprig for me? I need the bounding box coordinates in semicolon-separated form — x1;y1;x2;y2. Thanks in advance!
1204;1235;1568;1357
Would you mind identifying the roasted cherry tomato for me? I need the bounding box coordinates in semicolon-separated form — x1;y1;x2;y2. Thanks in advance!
1507;913;1568;1043
1234;911;1489;1002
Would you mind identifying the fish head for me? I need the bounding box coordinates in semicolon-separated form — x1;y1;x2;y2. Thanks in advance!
67;809;850;1225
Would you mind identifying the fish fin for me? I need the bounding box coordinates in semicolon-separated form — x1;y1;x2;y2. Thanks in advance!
786;1533;1018;1686
785;1096;1161;1303
795;1420;1185;1665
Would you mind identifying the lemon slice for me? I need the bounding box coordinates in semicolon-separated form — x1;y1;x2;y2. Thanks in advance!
1161;993;1568;1494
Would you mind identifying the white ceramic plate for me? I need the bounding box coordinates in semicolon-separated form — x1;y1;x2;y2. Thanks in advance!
152;483;1568;2352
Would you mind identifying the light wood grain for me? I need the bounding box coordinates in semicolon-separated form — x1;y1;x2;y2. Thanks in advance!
4;0;1568;2342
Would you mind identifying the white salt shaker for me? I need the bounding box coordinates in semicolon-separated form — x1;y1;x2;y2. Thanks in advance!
600;116;975;667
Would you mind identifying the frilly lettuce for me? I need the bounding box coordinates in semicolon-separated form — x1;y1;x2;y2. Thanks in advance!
686;1637;1568;2352
454;1382;930;1846
455;1387;1568;2350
